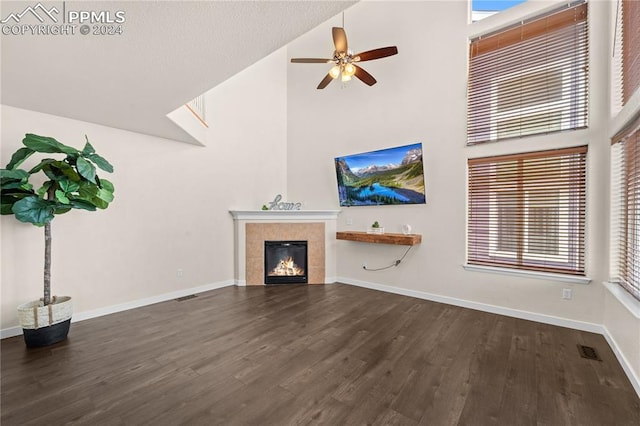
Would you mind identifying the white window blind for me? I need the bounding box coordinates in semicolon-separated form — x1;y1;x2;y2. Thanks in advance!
467;1;589;145
468;146;587;275
611;113;640;301
622;0;640;105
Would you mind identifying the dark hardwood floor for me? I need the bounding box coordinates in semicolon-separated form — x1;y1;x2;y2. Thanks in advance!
1;284;639;425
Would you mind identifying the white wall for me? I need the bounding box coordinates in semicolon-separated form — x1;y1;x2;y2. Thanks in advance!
0;47;289;331
287;0;639;384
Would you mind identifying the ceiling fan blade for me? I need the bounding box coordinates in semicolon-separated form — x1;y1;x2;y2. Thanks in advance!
332;27;348;53
291;58;333;64
354;65;377;86
317;72;335;89
355;46;398;62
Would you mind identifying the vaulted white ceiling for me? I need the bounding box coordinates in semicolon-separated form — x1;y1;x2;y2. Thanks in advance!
1;1;355;143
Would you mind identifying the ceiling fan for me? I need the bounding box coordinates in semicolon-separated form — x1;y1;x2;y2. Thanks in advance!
291;27;398;89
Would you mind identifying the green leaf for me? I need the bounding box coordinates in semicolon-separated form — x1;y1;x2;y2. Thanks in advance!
55;189;70;204
85;153;113;173
53;206;72;215
0;169;29;180
76;157;96;183
77;182;98;200
59;180;80;193
23;134;79;155
69;199;97;211
6;148;34;169
73;181;110;208
82;136;95;155
43;161;80;182
99;178;115;193
91;198;109;209
95;187;114;203
29;159;57;174
1;181;33;191
36;181;52;198
11;196;55;226
1;196;17;214
1;190;35;214
1;202;14;215
58;163;81;181
1;189;33;198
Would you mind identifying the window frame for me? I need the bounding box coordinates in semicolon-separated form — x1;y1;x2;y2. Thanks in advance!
610;113;640;302
622;0;640;106
467;0;589;145
467;146;588;276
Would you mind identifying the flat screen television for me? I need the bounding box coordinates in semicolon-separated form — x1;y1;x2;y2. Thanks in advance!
335;143;426;207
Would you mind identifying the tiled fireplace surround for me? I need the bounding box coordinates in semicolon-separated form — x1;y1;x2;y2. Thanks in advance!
229;210;340;285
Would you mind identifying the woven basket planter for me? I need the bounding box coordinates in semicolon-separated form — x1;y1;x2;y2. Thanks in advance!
17;296;72;347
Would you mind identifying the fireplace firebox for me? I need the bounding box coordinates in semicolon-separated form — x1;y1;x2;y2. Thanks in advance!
264;240;308;285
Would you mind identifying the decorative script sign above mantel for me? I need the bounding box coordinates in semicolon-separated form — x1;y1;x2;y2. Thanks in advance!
265;194;301;211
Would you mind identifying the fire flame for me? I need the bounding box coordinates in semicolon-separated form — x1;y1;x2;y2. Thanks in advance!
270;256;304;276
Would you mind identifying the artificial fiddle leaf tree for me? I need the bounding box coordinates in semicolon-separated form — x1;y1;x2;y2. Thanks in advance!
1;134;115;306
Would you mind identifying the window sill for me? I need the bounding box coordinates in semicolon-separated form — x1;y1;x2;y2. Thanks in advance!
603;281;640;319
463;264;592;284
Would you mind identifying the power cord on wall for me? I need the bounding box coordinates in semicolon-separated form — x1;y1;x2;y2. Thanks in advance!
362;246;413;271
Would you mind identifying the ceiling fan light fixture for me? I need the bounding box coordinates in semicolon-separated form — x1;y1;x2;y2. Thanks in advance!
344;63;356;77
329;65;341;79
341;72;352;82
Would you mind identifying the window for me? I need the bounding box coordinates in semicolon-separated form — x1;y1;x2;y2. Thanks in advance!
467;1;589;145
468;146;587;275
622;0;640;105
611;113;640;301
471;0;527;22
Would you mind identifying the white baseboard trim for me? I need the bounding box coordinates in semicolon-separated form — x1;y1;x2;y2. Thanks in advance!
602;325;640;398
336;277;640;398
1;326;21;339
0;280;235;339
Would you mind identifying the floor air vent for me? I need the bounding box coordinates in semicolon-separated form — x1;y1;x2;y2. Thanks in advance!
577;344;601;361
175;294;197;302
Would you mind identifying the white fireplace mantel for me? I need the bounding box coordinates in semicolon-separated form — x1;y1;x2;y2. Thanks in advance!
229;210;341;221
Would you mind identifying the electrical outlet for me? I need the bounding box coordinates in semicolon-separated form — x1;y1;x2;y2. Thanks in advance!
177;269;184;278
562;288;572;300
346;218;354;225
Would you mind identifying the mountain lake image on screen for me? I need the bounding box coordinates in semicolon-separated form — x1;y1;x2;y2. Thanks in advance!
335;142;426;207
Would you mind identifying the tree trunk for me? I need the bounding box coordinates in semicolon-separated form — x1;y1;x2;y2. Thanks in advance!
43;221;51;306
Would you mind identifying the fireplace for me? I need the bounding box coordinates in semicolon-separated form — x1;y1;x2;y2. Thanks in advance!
264;240;308;285
230;211;339;285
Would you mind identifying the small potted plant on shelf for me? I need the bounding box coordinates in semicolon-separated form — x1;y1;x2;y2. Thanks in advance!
367;220;385;234
1;134;115;347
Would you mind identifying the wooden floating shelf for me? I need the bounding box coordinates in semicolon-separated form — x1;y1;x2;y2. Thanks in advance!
336;231;422;246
